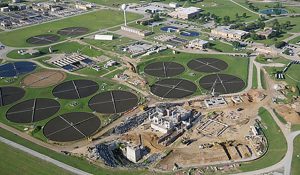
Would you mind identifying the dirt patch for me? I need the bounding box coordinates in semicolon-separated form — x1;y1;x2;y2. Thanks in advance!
121;131;164;153
22;70;66;88
275;105;300;124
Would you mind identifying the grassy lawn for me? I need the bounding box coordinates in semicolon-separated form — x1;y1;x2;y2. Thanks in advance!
0;141;72;175
277;16;300;33
265;64;300;89
0;128;146;175
252;64;257;89
292;135;300;175
253;33;292;46
83;35;136;52
292;125;300;132
239;107;287;172
288;36;300;45
190;0;259;22
261;69;267;90
85;0;150;6
0;10;141;47
138;52;249;95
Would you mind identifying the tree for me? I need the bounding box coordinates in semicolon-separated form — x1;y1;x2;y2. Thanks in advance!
242;13;247;18
232;41;241;49
223;16;230;24
274;41;287;48
152;13;160;21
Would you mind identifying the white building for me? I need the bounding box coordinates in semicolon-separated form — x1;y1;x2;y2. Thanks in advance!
169;7;202;20
211;26;249;40
0;7;9;12
94;34;113;41
121;26;152;37
169;2;179;8
126;145;142;163
104;60;118;68
187;39;209;50
149;108;193;134
204;97;227;108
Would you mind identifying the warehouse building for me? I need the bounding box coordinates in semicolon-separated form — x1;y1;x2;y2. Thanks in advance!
211;26;249;40
168;7;202;20
121;26;153;37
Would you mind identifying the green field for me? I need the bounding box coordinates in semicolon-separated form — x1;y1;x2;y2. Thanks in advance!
190;0;259;22
240;107;287;172
252;64;257;89
85;0;150;6
0;10;141;47
0;128;146;175
288;36;300;45
0;142;72;175
261;69;267;90
138;52;249;96
292;135;300;175
265;64;300;89
276;17;300;33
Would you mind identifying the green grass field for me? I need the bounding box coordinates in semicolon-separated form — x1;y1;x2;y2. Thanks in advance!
252;64;257;89
190;0;259;22
239;107;287;172
0;10;141;47
138;52;249;96
288;36;300;45
0;128;146;175
292;135;300;175
0;142;72;175
276;16;300;33
261;69;267;90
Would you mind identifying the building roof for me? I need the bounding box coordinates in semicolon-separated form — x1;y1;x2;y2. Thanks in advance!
174;7;201;14
213;26;249;35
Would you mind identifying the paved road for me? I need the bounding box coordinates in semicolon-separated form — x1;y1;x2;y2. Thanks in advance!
0;136;92;175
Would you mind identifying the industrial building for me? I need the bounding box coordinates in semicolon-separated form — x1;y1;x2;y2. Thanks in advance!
46;54;94;71
126;145;142;163
168;7;202;20
149;107;194;134
94;34;113;41
121;26;153;37
211;26;249;40
187;39;209;50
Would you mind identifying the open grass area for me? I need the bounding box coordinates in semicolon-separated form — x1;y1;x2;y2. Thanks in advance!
276;16;300;33
239;107;287;172
252;64;257;89
265;64;300;90
85;0;149;6
252;33;292;46
189;0;259;22
261;69;267;90
0;10;141;47
137;52;249;95
83;35;136;52
288;36;300;45
0;128;146;175
0;141;72;175
292;135;300;175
